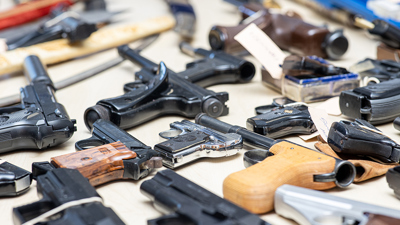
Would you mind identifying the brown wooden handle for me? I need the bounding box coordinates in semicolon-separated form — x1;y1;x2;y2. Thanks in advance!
223;141;336;214
51;142;136;186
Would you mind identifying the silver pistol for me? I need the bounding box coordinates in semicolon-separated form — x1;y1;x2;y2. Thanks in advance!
275;184;400;225
156;120;243;169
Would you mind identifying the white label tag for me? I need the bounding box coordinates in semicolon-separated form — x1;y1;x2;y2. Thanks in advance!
308;107;333;142
316;97;341;116
299;131;319;141
234;23;285;79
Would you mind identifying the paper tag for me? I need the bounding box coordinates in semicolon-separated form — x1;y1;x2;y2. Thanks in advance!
234;23;285;79
299;132;319;141
316;97;341;116
349;60;375;73
307;107;333;142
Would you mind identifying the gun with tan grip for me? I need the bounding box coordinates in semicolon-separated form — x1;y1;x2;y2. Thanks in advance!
0;15;175;76
209;2;348;59
32;119;161;186
195;113;356;214
275;184;400;225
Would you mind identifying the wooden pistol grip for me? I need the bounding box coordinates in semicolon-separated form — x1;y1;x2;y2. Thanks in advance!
51;142;137;186
223;141;336;214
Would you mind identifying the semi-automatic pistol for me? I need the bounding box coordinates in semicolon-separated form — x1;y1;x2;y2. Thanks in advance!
156;120;243;168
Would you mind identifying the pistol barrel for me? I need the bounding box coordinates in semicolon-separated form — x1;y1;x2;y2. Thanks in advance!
23;55;53;86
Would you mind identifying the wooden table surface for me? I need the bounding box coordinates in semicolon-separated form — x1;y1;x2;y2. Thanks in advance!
0;0;399;224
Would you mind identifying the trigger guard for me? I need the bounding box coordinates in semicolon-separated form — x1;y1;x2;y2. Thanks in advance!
243;149;274;168
75;138;107;151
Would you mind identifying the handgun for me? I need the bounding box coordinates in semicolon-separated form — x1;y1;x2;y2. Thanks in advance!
275;184;400;225
7;4;97;50
209;1;348;59
0;55;76;153
124;42;256;87
246;103;317;139
339;78;400;125
328;119;400;163
195;113;355;213
0;160;31;197
32;119;161;186
84;45;231;130
282;55;349;78
13;168;125;225
156;120;243;168
141;169;270;225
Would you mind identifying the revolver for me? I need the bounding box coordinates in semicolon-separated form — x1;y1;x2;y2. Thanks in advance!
209;1;348;59
196;113;355;214
156;120;243;168
275;184;400;225
0;55;76;153
0;160;31;197
84;45;234;130
141;169;270;225
247;103;316;139
339;78;400;125
13;168;125;225
328;119;400;163
7;4;97;50
32;119;161;186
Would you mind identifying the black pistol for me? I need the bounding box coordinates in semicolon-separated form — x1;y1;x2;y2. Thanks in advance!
178;42;255;87
0;55;76;153
84;45;231;130
328;119;400;163
141;169;270;225
13;168;125;225
247;103;316;139
7;5;97;50
0;160;31;197
339;79;400;124
32;119;161;186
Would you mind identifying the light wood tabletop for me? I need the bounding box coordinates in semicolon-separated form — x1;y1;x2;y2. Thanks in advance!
0;0;399;224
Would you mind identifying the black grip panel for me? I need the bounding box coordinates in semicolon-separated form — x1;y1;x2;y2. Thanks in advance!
155;131;208;153
340;79;400;124
141;169;270;225
246;105;316;138
327;120;400;163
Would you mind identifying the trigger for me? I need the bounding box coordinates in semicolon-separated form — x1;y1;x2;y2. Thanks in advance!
243;149;274;168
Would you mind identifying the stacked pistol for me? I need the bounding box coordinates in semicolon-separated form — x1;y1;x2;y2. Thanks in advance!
1;0;400;225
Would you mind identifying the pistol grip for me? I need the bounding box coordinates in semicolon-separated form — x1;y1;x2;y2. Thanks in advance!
223;141;337;214
51;142;137;186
